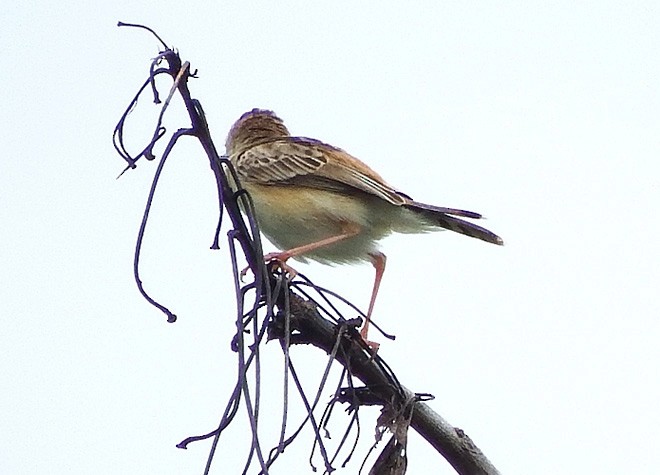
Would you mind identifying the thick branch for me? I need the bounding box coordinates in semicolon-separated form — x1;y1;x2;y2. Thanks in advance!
268;293;501;475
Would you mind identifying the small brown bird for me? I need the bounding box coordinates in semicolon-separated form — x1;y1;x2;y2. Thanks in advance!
226;109;503;343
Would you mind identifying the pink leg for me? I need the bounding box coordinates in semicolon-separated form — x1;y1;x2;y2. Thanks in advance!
255;223;362;277
360;252;387;343
266;223;360;262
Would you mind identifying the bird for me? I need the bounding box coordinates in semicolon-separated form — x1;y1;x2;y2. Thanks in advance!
225;108;503;344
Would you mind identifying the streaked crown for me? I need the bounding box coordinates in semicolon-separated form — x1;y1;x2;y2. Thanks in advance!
225;109;290;155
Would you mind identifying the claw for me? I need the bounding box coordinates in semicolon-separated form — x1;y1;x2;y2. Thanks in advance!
238;252;299;281
239;265;251;282
359;326;380;352
265;253;299;278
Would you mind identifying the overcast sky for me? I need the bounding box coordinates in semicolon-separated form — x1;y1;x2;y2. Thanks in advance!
2;2;660;474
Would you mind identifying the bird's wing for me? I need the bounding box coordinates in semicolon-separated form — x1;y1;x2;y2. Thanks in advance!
233;139;327;182
234;138;408;205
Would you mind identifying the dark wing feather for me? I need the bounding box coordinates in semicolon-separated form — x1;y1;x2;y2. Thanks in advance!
234;138;407;205
234;140;327;182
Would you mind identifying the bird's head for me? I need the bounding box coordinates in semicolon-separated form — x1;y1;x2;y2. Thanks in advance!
225;108;290;156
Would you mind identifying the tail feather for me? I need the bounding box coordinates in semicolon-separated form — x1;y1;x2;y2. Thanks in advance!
405;201;504;246
407;200;484;219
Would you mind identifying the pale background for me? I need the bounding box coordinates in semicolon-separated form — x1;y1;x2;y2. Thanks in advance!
2;1;659;474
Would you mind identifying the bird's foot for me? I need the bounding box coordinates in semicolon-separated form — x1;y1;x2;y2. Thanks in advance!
359;327;380;353
264;252;299;278
239;252;300;281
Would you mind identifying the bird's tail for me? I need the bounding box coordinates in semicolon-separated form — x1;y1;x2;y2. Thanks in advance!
404;201;504;246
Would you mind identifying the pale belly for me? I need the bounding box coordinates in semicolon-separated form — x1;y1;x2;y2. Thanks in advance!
243;183;419;265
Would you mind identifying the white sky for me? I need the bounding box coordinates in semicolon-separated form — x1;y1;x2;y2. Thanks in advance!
2;1;659;474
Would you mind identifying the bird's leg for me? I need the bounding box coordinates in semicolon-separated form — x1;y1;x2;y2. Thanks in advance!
271;223;361;261
361;252;387;350
240;224;361;279
262;222;362;276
